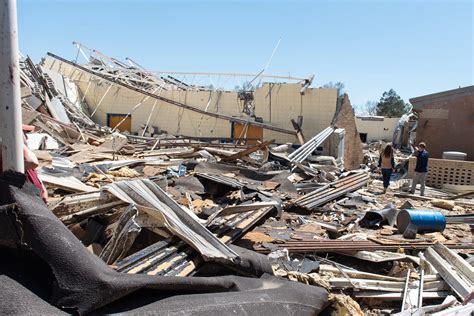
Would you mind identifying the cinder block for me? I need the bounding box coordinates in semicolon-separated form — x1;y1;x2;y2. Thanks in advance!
407;157;474;188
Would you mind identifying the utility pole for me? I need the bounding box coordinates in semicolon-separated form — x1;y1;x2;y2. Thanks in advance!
0;0;24;172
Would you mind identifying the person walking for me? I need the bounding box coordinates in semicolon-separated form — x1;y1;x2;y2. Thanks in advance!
379;143;395;194
410;142;429;196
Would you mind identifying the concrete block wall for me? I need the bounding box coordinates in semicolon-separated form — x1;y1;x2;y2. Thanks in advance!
407;157;474;188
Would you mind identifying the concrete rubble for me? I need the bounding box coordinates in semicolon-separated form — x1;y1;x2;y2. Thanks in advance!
0;53;473;315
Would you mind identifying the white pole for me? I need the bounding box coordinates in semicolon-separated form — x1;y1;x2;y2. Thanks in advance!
0;0;24;173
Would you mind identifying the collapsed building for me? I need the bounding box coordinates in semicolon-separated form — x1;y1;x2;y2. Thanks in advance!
43;50;337;145
1;42;473;315
41;46;364;170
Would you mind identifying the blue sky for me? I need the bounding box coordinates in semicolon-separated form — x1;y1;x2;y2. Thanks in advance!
18;0;473;110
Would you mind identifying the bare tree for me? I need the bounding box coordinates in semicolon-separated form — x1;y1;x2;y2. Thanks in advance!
322;81;345;96
354;100;377;115
364;101;377;115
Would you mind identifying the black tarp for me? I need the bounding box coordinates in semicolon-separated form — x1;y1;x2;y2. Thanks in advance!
0;171;327;315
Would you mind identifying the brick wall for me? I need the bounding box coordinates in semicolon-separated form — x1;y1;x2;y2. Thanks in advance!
332;94;364;170
412;89;474;161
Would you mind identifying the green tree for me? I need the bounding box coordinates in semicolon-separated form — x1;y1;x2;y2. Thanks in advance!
376;89;411;117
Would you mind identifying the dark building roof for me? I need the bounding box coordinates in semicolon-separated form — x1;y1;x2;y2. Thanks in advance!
410;85;474;109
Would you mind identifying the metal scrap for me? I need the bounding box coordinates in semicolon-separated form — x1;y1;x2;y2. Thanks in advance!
103;178;238;263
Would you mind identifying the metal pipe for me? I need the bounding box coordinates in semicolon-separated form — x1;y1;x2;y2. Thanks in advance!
254;242;474;253
148;71;307;81
295;173;368;204
418;266;424;308
289;126;334;163
288;129;324;159
295;127;334;156
302;180;368;206
290;133;326;161
401;269;411;312
0;0;24;172
299;175;368;203
73;41;90;63
90;83;113;117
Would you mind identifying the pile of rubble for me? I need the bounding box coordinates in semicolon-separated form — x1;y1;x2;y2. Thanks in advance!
0;56;472;315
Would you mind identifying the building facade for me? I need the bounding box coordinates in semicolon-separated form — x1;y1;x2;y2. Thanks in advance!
410;86;474;161
355;116;400;143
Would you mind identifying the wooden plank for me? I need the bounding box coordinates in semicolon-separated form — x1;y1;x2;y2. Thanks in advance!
320;264;411;282
394;192;474;207
329;277;447;292
291;118;305;145
22;108;40;124
446;191;474;200
354;291;449;300
38;173;99;193
220;139;274;161
51;191;101;217
425;247;472;300
433;242;474;284
61;200;126;224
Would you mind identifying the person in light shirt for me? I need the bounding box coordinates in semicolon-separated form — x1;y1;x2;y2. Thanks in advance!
378;143;395;194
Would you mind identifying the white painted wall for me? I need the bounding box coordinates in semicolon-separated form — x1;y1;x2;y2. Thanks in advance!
355;116;400;143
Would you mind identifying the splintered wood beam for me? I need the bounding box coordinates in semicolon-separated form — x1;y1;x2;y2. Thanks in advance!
291;118;305;145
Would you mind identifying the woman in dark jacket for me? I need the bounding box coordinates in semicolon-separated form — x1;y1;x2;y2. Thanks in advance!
379;143;395;194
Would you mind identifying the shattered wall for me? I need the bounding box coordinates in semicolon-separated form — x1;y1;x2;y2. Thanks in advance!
43;58;338;144
331;94;364;170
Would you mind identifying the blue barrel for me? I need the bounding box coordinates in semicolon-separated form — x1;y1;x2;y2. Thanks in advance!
397;209;446;234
